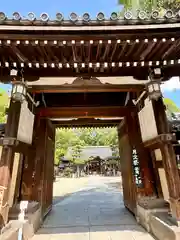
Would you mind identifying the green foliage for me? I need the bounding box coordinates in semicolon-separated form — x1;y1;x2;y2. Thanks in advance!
0;89;9;123
164;98;180;112
55;128;119;165
118;0;180;15
63;167;73;177
163;98;180;119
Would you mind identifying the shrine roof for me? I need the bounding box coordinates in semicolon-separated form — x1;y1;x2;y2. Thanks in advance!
0;11;180;81
1;11;180;31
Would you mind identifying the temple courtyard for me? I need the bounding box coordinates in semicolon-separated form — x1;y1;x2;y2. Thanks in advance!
31;176;155;240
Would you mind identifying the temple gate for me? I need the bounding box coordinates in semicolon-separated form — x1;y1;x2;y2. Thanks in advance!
0;10;179;239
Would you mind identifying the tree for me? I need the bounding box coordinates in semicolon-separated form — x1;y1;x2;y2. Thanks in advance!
55;127;120;165
0;89;9;123
71;144;84;164
163;98;180;120
55;128;86;164
118;0;180;17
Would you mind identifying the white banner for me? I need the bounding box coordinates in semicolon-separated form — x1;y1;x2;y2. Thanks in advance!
138;98;158;142
17;101;34;144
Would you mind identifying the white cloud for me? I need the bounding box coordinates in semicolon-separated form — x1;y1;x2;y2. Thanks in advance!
161;77;180;92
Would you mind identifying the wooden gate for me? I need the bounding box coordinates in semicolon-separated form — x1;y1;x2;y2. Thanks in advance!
41;120;55;217
118;121;137;214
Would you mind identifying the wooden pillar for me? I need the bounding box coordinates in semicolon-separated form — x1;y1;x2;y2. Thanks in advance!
0;101;21;226
117;120;137;213
126;112;155;197
153;98;180;224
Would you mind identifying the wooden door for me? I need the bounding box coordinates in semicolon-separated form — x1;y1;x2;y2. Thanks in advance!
118;123;136;214
42;121;55;217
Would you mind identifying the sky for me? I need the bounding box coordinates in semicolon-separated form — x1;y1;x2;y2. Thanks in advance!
0;0;122;19
161;77;180;108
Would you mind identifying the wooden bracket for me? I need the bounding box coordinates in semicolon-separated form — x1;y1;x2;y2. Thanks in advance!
0;137;18;147
143;134;176;148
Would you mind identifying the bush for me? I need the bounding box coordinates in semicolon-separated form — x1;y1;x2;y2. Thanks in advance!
63;167;73;177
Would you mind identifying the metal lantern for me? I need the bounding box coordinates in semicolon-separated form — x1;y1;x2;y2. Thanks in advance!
146;79;162;100
11;81;27;102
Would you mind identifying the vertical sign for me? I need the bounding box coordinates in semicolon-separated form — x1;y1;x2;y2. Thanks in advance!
0;186;7;211
132;148;143;187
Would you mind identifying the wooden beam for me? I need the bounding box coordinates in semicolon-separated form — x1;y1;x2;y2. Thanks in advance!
96;42;102;61
133;41;146;59
101;42;110;61
162;39;180;60
11;45;28;62
1;22;180;32
53;118;121;127
87;42;91;62
125;41;137;58
72;43;78;62
37;106;136;118
45;45;59;62
147;41;164;60
140;41;156;60
117;41;128;60
28;83;145;93
125;92;130;106
110;42;118;62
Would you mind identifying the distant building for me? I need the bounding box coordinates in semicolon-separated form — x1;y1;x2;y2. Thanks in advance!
174;112;180;119
65;146;112;161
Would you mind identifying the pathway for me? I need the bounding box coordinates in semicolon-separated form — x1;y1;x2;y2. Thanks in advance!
31;176;155;240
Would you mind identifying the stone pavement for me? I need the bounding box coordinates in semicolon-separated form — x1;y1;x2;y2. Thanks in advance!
31;176;155;240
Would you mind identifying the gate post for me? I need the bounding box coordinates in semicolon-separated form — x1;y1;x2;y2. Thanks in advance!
152;98;180;224
126;112;155;197
0;101;21;226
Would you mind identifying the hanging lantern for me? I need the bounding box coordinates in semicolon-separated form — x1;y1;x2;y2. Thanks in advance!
146;68;162;101
11;81;27;102
146;79;162;100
